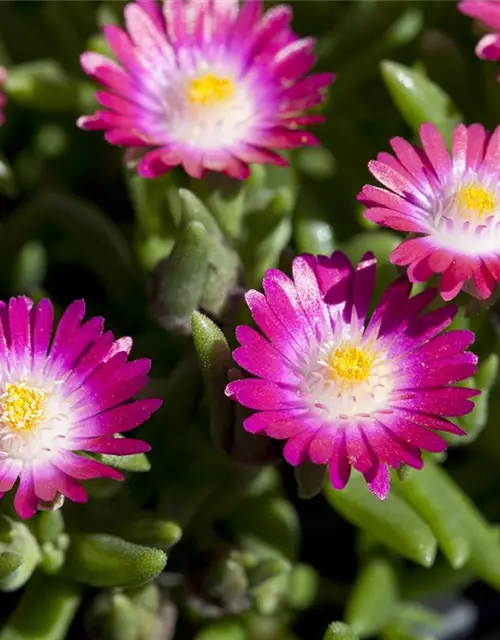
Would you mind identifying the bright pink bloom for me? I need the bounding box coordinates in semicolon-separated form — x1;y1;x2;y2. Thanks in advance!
359;123;500;301
78;0;334;180
0;296;161;519
459;1;500;61
225;252;478;500
0;67;7;126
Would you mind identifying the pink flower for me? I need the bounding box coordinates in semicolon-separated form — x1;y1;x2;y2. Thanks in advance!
225;252;478;500
0;296;161;519
459;0;500;61
78;0;334;180
0;67;7;126
359;123;500;301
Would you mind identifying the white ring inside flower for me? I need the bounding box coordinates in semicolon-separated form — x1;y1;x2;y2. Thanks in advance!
161;65;256;149
0;379;71;462
304;338;394;421
431;176;500;254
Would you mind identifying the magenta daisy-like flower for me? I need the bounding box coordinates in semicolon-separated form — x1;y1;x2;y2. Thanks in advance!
78;0;334;180
459;0;500;61
358;123;500;301
0;296;161;519
225;252;479;499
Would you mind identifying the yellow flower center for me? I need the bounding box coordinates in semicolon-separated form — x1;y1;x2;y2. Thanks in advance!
187;74;234;106
1;382;47;432
329;347;373;383
455;185;496;218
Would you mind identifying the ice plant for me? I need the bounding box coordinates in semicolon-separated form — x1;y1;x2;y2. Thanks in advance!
358;123;500;300
0;296;161;519
458;0;500;61
225;252;479;499
77;0;334;179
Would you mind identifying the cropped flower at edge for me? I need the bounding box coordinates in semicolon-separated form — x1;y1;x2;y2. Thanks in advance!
0;296;161;520
78;0;334;180
359;123;500;301
458;0;500;61
225;252;479;500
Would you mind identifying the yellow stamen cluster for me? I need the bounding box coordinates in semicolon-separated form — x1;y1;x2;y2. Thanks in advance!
1;382;47;432
187;74;234;106
329;347;373;384
455;185;497;219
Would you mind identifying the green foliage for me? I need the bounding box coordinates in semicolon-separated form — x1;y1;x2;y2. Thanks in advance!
63;534;167;588
325;475;437;567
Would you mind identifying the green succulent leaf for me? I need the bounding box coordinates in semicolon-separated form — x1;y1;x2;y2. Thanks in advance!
380;59;461;143
195;620;247;640
345;558;398;638
151;221;210;335
0;574;81;640
324;474;437;567
395;461;500;589
64;534;167;588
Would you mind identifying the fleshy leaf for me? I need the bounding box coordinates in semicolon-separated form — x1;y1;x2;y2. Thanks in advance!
294;461;326;500
395;461;500;589
195;620;247;640
0;574;81;640
345;558;398;638
0;517;41;592
63;534;166;588
324;474;437;567
191;311;234;452
150;221;209;335
380;59;461;144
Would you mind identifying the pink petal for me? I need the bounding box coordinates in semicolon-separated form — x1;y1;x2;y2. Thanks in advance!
31;298;54;372
53;451;123;481
308;429;336;464
72;436;150;455
283;429;316;466
466;123;487;171
225;378;301;411
243;409;309;438
14;468;38;520
476;33;500;61
419;123;452;179
233;326;299;384
292;254;330;342
352;252;376;323
365;460;390;500
458;1;500;30
328;429;351;490
73;398;162;437
263;269;315;343
392;387;479;417
9;296;33;373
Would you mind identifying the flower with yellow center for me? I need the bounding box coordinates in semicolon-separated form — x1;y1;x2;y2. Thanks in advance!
226;251;480;502
1;382;47;433
187;74;234;106
360;123;500;300
0;295;160;521
78;0;334;180
455;184;497;219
